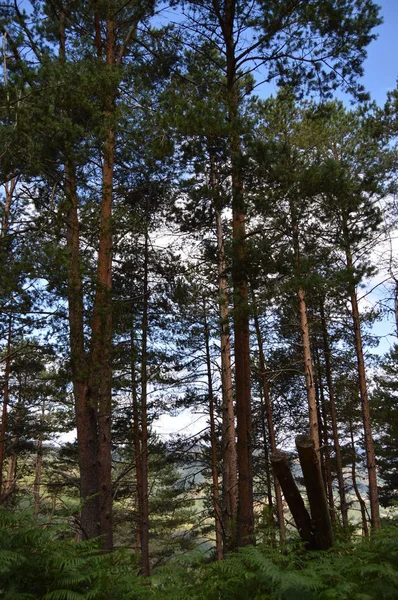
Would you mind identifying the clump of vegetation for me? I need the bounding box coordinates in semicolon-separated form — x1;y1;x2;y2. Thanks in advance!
2;511;398;600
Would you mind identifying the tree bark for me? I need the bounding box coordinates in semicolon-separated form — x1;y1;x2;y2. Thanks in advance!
33;400;45;521
289;199;319;448
319;298;348;528
130;332;142;556
0;316;12;497
203;299;223;561
65;166;101;541
252;289;285;541
343;217;380;530
313;342;336;524
217;0;253;546
211;150;237;549
296;434;333;550
271;450;316;549
140;223;150;576
349;419;369;537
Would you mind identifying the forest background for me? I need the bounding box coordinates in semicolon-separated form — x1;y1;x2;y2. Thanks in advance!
2;1;398;599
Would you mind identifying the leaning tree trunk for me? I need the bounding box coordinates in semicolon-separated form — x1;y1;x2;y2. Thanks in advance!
296;435;333;550
271;451;316;549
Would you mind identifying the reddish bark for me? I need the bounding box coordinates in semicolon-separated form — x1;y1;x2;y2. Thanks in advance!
210;151;237;548
343;217;380;530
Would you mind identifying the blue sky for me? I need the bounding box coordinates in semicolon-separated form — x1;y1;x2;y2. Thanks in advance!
362;0;398;105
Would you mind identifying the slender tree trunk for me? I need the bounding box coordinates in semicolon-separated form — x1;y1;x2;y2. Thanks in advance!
2;177;17;236
298;288;319;449
33;400;45;521
1;177;16;497
319;299;348;527
140;224;150;576
5;451;16;494
259;389;273;512
349;419;369;537
215;0;253;546
203;299;223;561
131;332;142;557
0;316;12;497
343;218;380;530
289;199;319;448
211;151;237;548
314;343;336;524
251;289;285;541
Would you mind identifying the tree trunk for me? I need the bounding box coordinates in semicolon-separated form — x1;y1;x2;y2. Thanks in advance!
218;1;253;544
5;452;16;494
349;419;369;537
296;435;333;550
85;8;117;551
140;224;150;576
203;299;223;561
33;400;45;521
0;316;12;497
289;199;319;448
259;389;273;512
271;450;316;549
65;166;101;541
211;150;237;549
343;217;380;530
313;342;336;524
252;289;285;541
298;288;319;449
131;332;142;557
319;298;348;527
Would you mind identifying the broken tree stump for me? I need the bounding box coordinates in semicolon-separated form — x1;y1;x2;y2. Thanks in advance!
271;450;317;549
296;434;333;550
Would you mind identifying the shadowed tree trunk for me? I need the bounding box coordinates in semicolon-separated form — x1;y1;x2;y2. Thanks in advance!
349;418;369;537
139;222;150;576
203;299;223;561
0;316;12;498
289;199;319;448
314;343;336;524
319;298;348;528
271;450;316;549
33;400;45;521
211;150;238;550
296;435;333;550
343;215;380;530
213;0;254;545
252;289;285;541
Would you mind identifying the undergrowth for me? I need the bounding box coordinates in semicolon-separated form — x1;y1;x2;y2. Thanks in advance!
1;510;398;599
